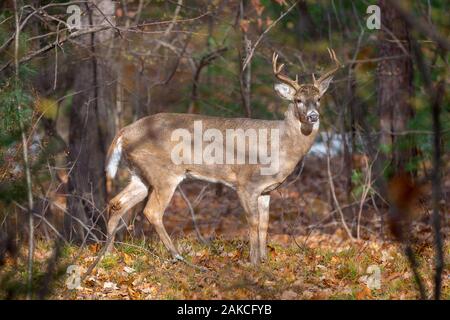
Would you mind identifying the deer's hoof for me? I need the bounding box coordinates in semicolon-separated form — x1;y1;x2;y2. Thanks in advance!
172;254;184;263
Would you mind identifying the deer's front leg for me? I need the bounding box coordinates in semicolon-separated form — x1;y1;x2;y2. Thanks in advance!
238;191;261;265
258;195;270;261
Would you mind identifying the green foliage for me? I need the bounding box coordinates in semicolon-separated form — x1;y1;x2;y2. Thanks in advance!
351;169;364;198
0;66;34;204
0;178;27;204
0;82;32;133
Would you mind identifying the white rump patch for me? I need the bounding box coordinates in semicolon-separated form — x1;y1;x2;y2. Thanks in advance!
107;136;122;179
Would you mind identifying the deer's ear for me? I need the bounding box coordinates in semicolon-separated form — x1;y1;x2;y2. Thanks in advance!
274;83;296;100
316;77;333;96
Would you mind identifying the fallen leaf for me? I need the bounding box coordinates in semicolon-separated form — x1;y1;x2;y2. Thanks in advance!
239;19;250;33
292;278;304;289
385;272;402;282
127;287;139;300
123;253;133;266
124;266;135;274
355;285;373;300
103;282;118;291
280;290;298;300
312;290;331;300
251;0;265;16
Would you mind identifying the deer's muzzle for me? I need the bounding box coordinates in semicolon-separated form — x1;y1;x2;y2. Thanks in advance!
306;111;319;123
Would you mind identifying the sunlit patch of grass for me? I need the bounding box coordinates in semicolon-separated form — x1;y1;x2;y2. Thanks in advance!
131;256;149;273
60;245;77;259
335;259;360;282
317;249;334;266
117;241;147;256
100;254;120;270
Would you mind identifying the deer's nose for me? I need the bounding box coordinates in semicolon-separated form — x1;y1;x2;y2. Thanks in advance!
306;111;319;123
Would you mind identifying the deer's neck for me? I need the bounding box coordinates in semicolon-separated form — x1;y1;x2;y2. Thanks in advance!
281;105;319;159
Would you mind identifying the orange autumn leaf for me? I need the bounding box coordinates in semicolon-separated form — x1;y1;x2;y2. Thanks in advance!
239;19;250;33
251;0;265;16
89;244;100;253
123;253;133;266
355;285;373;300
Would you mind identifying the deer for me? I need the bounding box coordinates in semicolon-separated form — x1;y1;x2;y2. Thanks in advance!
104;48;341;265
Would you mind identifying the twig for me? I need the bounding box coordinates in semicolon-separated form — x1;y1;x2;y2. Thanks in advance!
284;158;305;187
0;1;88;55
164;0;183;37
178;255;210;272
13;0;35;300
241;1;299;71
326;152;354;240
50;200;102;243
113;241;169;263
188;46;228;113
356;155;373;239
177;185;209;245
0;25;109;74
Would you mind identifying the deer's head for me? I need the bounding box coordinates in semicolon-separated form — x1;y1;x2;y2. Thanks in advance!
273;48;340;125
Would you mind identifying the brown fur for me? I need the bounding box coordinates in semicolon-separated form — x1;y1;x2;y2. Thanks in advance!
105;50;339;264
105;106;319;264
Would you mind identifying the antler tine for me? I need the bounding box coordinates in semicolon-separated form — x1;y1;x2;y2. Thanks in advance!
272;52;301;91
315;47;341;85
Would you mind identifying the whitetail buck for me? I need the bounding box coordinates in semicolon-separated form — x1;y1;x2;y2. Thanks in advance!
105;49;341;264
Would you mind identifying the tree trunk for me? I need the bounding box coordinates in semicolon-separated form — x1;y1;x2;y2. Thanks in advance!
66;0;116;242
296;0;318;42
239;0;251;118
377;0;414;175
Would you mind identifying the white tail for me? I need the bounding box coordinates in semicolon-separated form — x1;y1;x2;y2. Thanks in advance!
106;135;122;179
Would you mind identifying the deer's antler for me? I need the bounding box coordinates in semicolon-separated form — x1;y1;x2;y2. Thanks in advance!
313;48;341;86
272;53;301;91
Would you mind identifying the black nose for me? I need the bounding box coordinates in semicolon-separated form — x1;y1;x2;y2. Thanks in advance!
307;113;319;123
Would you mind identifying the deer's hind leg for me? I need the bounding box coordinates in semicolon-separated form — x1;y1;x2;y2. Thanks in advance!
142;176;182;260
106;175;149;253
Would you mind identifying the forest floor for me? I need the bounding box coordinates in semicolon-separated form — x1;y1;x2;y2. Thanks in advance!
2;232;448;300
1;158;449;299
